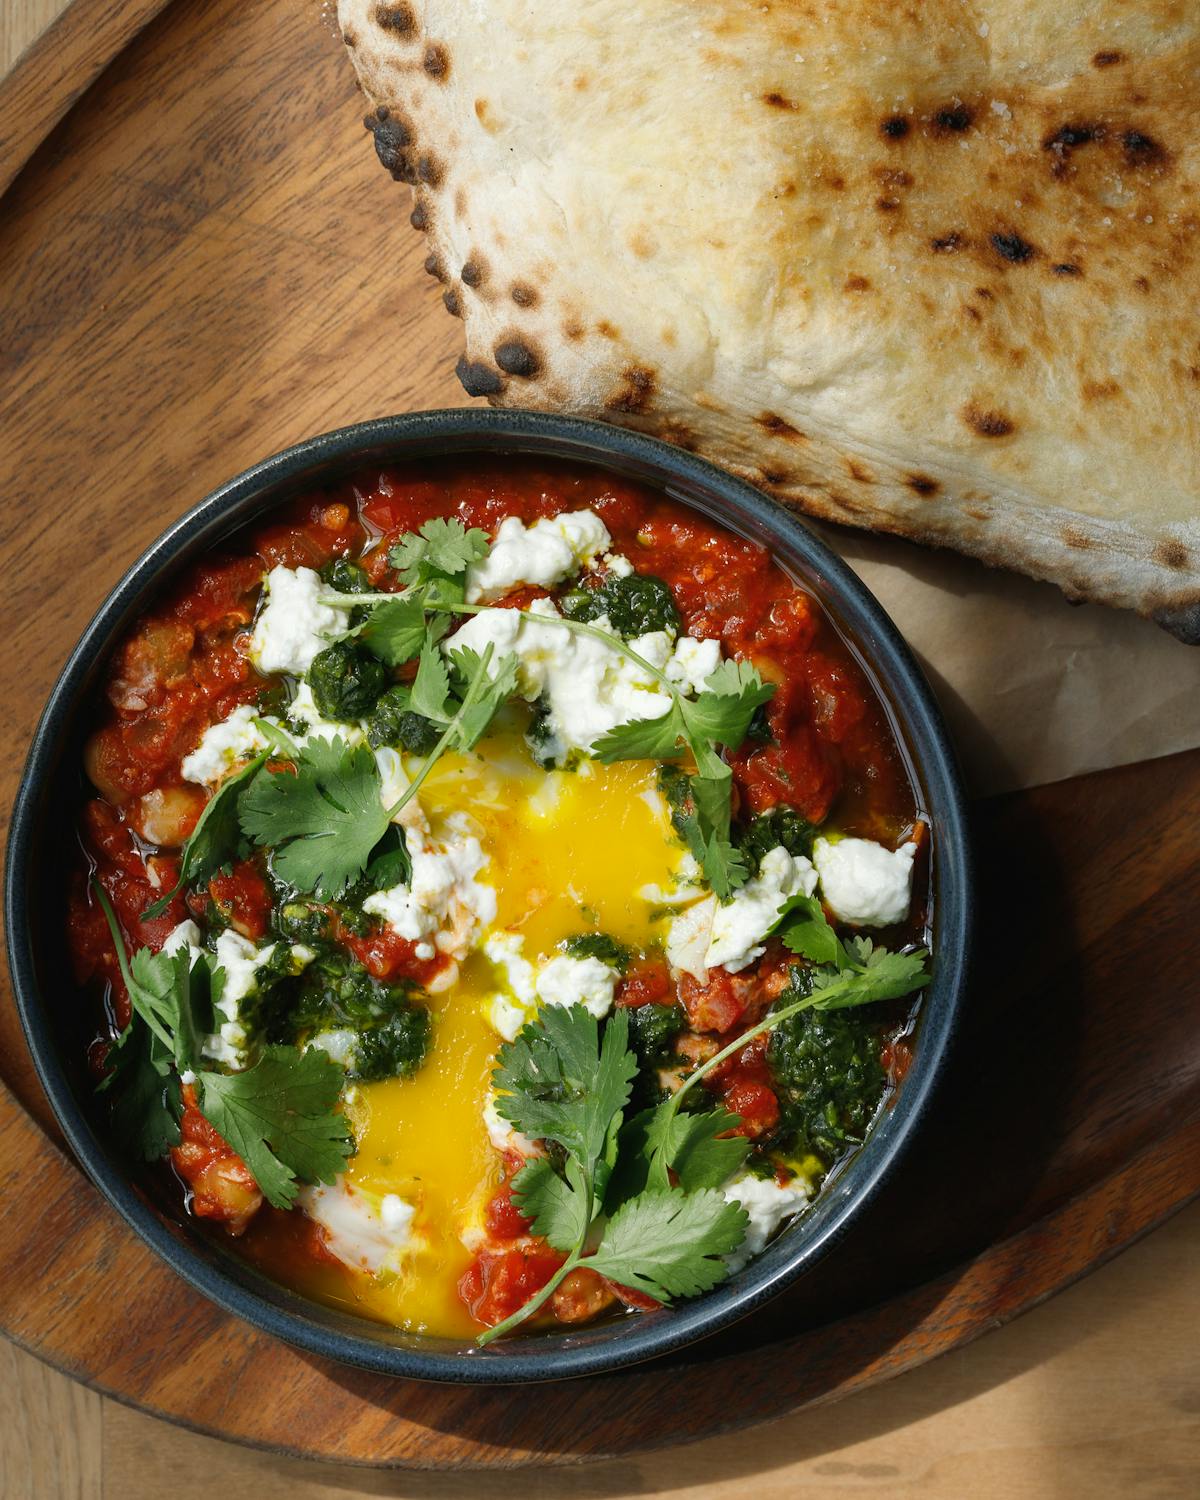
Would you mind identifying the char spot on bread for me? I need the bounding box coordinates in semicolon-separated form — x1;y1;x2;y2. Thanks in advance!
510;283;539;307
755;412;806;442
424;252;446;282
1052;262;1082;276
991;232;1037;264
373;3;415;36
417;154;445;187
844;273;871;290
461;258;485;288
604;365;657;413
963;403;1017;438
424;43;450;80
443;289;461;317
906;474;940;497
1093;50;1125;67
494;338;542;378
880;115;910;139
364;108;414;182
932;104;973;133
1155;539;1190;570
931;231;966;253
1122;130;1166;166
410;201;427;230
455;356;505;397
762;91;798;110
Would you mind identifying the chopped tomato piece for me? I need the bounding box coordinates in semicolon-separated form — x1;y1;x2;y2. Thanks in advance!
678;967;745;1035
459;1245;566;1327
616;957;672;1008
208;859;273;940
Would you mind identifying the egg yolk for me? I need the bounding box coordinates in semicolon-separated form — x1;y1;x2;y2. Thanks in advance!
283;723;684;1336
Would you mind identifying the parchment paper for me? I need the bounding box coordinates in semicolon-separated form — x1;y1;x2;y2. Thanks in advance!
817;527;1200;796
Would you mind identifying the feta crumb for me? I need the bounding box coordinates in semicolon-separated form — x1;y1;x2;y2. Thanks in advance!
307;1029;357;1067
536;953;618;1019
201;932;314;1066
465;509;611;603
298;1178;416;1275
483;931;538;1038
665;636;722;694
449;599;675;760
602;552;635;578
667;895;718;978
723;1171;811;1273
181;704;272;786
813;836;916;927
162;919;203;959
363;831;496;959
482;1090;538;1157
705;847;818;973
249;565;347;676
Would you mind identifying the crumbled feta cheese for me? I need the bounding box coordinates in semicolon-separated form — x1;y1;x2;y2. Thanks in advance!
181;704;272;786
202;930;271;1066
482;1091;538;1157
640;850;709;908
481;934;620;1034
288;681;366;747
307;1029;357;1067
201;932;314;1066
450;599;674;760
723;1171;811;1273
465;509;612;603
704;847;817;973
666;895;718;978
363;831;497;959
483;931;538;1039
162;919;203;959
812;837;916;928
249;565;347;676
665;636;722;694
601;552;635;578
298;1178;416;1275
536;953;618;1019
373;747;431;838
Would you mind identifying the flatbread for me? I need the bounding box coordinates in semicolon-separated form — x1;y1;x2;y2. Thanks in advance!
337;0;1200;639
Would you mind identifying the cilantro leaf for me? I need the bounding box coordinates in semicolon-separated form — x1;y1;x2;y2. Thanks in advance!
511;1155;592;1251
779;894;851;969
813;944;931;1008
589;702;688;763
100;1019;181;1161
389;517;490;585
584;1188;749;1302
358;597;429;667
409;635;454;722
197;1045;353;1209
649;1106;752;1193
143;752;267;919
239;735;389;899
680;660;776;748
492;1006;637;1167
445;646;520;750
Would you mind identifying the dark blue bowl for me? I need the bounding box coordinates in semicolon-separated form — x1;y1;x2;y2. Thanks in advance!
4;410;972;1383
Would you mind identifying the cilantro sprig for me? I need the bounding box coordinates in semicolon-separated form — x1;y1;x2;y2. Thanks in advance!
321;521;776;900
237;643;516;899
480;1005;748;1345
94;883;353;1206
476;902;931;1343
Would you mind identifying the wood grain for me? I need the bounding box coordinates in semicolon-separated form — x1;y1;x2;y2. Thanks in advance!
0;0;1198;1475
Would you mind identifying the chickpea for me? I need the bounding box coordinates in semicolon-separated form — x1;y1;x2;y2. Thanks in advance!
127;785;207;849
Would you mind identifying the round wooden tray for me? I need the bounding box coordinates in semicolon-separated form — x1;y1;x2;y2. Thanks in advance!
1;0;1198;1470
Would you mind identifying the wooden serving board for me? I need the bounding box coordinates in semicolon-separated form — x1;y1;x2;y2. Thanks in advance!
1;0;1198;1469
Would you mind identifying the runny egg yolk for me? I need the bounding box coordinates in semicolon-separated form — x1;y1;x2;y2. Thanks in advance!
317;723;686;1336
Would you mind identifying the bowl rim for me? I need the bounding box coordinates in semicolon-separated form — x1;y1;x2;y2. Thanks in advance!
4;408;973;1384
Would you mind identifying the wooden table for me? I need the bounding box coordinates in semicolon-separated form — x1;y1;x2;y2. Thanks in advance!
1;3;1197;1495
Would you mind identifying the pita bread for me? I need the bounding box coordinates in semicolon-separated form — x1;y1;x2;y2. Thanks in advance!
337;0;1200;640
